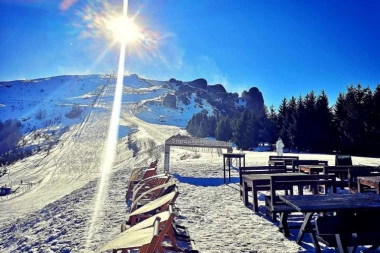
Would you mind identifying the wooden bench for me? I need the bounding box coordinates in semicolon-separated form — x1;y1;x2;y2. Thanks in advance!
264;174;337;235
239;166;287;203
292;160;328;173
316;211;380;252
268;156;299;168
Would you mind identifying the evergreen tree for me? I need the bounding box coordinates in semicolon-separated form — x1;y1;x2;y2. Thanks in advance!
233;111;258;150
303;91;317;151
215;117;233;141
314;91;333;153
259;106;277;144
286;96;298;149
277;98;288;144
333;84;373;154
370;85;380;155
295;95;307;151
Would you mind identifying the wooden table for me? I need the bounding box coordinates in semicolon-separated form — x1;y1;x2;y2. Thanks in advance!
279;194;380;252
358;176;380;194
242;173;303;212
223;153;245;184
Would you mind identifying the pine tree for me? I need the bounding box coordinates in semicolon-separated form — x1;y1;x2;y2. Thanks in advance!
215;117;233;141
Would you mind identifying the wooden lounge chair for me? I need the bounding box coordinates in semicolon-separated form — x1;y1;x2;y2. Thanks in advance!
125;167;158;202
123;205;194;248
130;174;171;204
129;181;177;212
127;189;179;226
97;210;197;253
96;217;162;253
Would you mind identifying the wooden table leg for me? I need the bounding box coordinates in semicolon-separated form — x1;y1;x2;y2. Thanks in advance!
279;212;290;237
223;157;226;184
252;185;259;212
296;212;314;244
243;181;249;206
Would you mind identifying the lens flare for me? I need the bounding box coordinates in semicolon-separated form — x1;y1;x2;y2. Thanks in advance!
84;0;128;250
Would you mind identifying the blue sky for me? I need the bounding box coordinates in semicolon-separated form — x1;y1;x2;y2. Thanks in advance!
1;0;379;108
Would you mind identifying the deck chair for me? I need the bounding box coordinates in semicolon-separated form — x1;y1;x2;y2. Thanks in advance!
129;181;177;212
125;167;158;202
95;216;167;253
127;189;179;226
123;205;194;248
97;210;197;253
129;174;171;203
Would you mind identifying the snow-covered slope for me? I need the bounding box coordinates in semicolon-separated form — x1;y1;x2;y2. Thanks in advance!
0;74;215;134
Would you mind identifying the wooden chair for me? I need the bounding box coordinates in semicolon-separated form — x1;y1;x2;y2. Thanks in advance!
125;167;158;201
123;205;195;249
96;216;163;253
315;212;380;253
129;181;177;212
97;211;197;253
127;189;179;226
126;174;171;204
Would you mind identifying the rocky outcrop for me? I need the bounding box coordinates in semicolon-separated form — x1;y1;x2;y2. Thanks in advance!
162;94;177;109
189;78;207;90
241;87;264;115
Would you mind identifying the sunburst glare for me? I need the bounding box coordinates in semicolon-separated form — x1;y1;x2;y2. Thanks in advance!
107;16;144;44
74;0;160;61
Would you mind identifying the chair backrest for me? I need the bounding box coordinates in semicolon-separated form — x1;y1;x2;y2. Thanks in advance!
269;174;337;207
132;174;171;200
149;159;159;169
129;188;179;217
239;166;287;185
95;217;160;253
292;160;328;172
270;173;336;199
131;181;176;212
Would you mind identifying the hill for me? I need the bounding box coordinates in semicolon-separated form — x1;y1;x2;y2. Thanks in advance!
0;74;264;161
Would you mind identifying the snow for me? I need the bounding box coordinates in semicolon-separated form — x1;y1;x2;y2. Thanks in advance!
1;74;380;252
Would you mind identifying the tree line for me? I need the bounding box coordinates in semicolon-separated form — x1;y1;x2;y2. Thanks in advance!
186;84;380;157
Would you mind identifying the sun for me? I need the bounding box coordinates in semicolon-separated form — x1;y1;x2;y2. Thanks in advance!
107;16;143;44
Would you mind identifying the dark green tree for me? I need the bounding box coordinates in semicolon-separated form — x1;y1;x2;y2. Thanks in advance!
232;110;259;150
333;84;373;155
314;91;334;153
215;117;233;141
